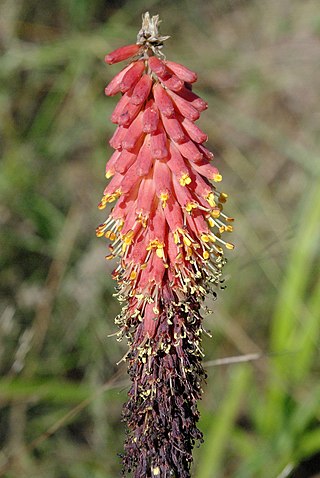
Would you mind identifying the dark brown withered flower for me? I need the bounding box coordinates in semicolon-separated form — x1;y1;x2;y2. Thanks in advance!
97;12;234;477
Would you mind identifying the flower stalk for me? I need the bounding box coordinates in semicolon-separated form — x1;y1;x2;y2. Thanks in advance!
97;12;233;477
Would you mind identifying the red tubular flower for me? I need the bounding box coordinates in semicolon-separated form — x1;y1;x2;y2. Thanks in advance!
97;12;234;478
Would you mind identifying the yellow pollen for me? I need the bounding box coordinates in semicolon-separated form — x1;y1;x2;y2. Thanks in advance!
96;226;105;237
185;202;197;213
152;467;160;476
203;251;210;260
226;242;235;250
201;234;210;242
100;191;121;205
123;230;135;245
156;247;164;259
205;192;216;208
130;271;137;280
117;221;124;231
213;173;222;182
160;192;169;208
183;236;192;247
186;246;193;258
219;192;228;203
147;239;161;250
98;202;106;210
105;170;114;179
174;231;180;244
137;212;148;227
211;209;221;219
179;173;191;186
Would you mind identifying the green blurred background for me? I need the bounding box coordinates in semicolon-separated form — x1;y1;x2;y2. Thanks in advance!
1;0;320;477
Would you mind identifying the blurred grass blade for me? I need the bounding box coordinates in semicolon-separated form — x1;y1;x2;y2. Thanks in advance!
197;366;251;478
261;177;320;434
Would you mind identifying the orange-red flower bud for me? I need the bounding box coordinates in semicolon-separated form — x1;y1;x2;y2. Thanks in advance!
105;43;140;64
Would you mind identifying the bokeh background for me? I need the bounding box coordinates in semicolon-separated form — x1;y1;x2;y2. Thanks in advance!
1;0;320;477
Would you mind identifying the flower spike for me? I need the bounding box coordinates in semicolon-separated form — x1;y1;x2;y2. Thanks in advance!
98;12;233;478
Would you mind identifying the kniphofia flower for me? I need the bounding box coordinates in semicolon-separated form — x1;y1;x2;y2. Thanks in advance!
97;12;234;478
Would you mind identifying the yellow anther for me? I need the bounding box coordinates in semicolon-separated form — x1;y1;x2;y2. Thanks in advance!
109;232;117;241
226;242;235;250
226;225;233;232
146;240;165;259
211;209;221;218
152;467;160;476
185;202;197;213
140;263;147;270
219;226;225;234
108;190;122;203
136;212;148;227
213;173;222;182
173;231;180;244
208;234;216;243
203;251;210;260
156;247;164;259
105;170;114;179
105;254;113;260
201;234;210;243
183;236;192;247
130;271;137;280
205;192;216;208
219;192;228;203
160;192;169;208
179;173;191;186
207;217;215;228
96;225;106;237
98;201;106;210
186;246;193;258
123;230;134;245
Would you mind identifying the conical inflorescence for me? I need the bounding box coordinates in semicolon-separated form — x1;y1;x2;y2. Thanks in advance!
97;12;233;478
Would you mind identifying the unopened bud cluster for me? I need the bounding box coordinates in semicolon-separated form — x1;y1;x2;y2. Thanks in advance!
97;12;233;478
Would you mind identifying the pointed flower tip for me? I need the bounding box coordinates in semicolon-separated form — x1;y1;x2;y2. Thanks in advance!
105;43;141;65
